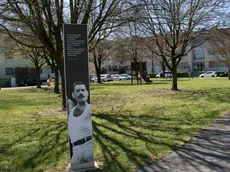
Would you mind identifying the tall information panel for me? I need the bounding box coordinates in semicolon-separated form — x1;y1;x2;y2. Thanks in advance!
63;24;94;171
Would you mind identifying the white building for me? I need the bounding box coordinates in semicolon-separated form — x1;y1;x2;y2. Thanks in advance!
0;54;53;87
100;39;227;77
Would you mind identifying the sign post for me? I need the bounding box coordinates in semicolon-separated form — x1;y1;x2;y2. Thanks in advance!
63;24;95;171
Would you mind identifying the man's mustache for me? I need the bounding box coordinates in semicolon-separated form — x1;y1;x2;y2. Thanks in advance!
78;94;85;98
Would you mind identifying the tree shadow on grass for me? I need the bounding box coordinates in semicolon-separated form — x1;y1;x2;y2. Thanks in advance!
89;87;230;171
22;121;67;169
90;108;221;172
0;119;68;172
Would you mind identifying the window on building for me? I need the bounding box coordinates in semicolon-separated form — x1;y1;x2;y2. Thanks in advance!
177;62;188;69
193;62;205;72
5;68;14;75
194;49;204;60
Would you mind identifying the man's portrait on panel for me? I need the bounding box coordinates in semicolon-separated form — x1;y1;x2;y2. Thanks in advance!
67;81;94;164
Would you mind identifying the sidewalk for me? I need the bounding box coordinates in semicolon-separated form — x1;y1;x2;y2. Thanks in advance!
138;112;230;172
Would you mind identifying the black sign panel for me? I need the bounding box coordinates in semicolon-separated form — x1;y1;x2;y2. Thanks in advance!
63;24;94;171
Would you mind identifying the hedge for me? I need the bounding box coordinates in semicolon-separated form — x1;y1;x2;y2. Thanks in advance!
149;73;158;78
177;72;189;78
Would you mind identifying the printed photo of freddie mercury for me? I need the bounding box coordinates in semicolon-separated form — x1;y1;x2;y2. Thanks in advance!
67;81;94;165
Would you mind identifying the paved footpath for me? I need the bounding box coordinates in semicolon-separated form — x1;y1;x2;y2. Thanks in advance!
138;112;230;172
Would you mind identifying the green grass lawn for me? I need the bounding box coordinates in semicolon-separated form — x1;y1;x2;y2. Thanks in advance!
1;78;230;172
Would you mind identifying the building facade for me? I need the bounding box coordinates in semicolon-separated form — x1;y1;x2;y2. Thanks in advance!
98;40;227;77
0;54;54;87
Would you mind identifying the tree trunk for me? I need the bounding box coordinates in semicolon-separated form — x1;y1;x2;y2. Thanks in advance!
35;66;42;88
59;63;66;110
162;63;166;78
94;55;102;83
228;67;230;80
151;53;154;73
135;69;139;84
133;60;139;84
171;67;179;91
54;66;60;93
95;65;102;83
56;34;65;109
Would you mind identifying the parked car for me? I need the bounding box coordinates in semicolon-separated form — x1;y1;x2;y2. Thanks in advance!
90;76;97;83
156;71;172;78
220;72;228;77
111;74;121;81
100;74;113;82
156;72;162;78
165;72;172;79
119;74;132;80
199;71;217;78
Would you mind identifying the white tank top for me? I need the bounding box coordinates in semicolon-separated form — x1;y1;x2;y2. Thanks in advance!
68;103;92;143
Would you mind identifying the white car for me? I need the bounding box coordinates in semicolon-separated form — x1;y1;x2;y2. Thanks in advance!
156;72;162;78
199;71;217;78
100;74;113;82
111;74;121;81
119;74;132;80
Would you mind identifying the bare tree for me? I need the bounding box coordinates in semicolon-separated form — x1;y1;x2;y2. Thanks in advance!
19;46;47;88
0;0;126;109
138;0;224;90
0;33;47;88
112;40;131;66
116;24;147;82
143;37;169;76
207;28;230;80
87;0;135;82
0;0;64;95
90;40;116;83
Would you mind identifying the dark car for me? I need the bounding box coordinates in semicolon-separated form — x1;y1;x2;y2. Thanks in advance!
156;71;172;78
220;72;228;77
